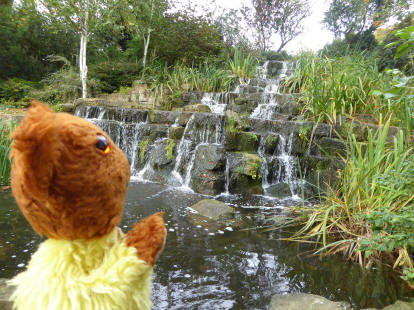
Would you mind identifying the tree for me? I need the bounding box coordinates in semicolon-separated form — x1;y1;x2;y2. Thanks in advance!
274;0;310;52
323;0;413;38
241;0;274;51
38;0;116;98
150;10;224;65
122;0;168;68
241;0;310;52
0;0;77;80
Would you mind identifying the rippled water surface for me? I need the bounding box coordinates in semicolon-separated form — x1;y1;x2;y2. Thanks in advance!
1;182;413;309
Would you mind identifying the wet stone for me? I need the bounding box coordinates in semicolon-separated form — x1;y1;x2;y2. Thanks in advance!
269;293;351;310
182;104;211;113
168;127;185;140
190;199;234;221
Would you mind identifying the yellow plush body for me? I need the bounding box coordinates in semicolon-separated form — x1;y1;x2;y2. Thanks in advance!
8;228;153;310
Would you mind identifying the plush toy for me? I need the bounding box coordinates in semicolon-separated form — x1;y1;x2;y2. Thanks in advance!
7;101;166;310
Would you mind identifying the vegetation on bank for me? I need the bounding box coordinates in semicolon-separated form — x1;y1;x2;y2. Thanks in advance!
283;25;414;287
0;120;15;187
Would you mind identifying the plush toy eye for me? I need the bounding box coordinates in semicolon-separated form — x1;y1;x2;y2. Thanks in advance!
96;135;110;154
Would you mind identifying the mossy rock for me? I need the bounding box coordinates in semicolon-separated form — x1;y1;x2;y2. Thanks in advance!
169;126;185;140
182;104;211;113
227;152;263;195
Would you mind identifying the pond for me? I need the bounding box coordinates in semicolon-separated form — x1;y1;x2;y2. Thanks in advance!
0;181;413;309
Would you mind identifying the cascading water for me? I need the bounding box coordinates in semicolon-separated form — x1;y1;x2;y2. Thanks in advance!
200;92;239;114
74;106;155;175
171;113;225;190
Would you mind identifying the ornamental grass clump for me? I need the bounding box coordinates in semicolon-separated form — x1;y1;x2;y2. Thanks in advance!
289;120;414;286
141;60;233;110
0;120;16;186
227;48;259;81
285;52;385;123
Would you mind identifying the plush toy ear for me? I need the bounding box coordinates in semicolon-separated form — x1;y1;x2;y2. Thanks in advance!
10;101;59;201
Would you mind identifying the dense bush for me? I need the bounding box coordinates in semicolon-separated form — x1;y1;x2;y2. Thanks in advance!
0;78;37;106
89;61;142;93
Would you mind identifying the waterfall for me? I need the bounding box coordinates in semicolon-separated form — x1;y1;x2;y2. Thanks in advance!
250;61;292;121
200;92;237;114
257;132;301;199
171;113;225;190
74;106;153;176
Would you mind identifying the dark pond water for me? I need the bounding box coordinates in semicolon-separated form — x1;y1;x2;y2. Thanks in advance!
1;182;413;309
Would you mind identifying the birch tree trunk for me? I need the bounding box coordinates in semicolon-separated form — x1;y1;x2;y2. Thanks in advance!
79;31;88;98
143;30;151;68
79;0;89;99
142;0;154;68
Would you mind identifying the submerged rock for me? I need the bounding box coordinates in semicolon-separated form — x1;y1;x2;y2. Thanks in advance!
269;293;351;310
190;199;234;220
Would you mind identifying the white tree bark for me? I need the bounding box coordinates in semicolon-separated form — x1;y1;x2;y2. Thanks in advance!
143;30;151;68
79;0;89;99
79;31;88;99
142;0;154;68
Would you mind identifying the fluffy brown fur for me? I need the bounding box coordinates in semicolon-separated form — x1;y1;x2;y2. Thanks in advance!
11;100;166;265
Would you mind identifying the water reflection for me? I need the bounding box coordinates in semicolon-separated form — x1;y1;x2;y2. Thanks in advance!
0;183;413;309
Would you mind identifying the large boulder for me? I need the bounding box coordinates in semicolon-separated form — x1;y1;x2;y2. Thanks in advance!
269;293;351;310
190;199;234;220
190;145;226;196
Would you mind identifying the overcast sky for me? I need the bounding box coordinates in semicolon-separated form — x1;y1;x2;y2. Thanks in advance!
212;0;335;53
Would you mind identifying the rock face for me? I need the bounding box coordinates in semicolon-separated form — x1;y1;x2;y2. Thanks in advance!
190;199;234;220
190;145;226;196
227;152;263;195
269;293;351;310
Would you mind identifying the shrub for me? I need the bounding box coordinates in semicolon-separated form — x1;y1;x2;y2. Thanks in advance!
0;78;37;106
89;61;142;93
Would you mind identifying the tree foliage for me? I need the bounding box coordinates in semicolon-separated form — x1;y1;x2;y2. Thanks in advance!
324;0;413;38
241;0;310;51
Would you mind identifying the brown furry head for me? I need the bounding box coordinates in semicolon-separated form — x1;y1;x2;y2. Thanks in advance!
10;101;130;240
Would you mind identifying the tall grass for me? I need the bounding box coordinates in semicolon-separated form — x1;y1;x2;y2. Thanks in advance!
141;60;234;109
227;48;259;81
0;120;16;186
289;120;414;285
284;52;388;123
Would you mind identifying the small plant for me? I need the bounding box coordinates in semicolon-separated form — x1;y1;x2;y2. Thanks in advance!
250;133;258;142
139;139;150;164
165;139;175;160
250;161;261;180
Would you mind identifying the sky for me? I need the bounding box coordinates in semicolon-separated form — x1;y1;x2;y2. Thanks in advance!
212;0;335;53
